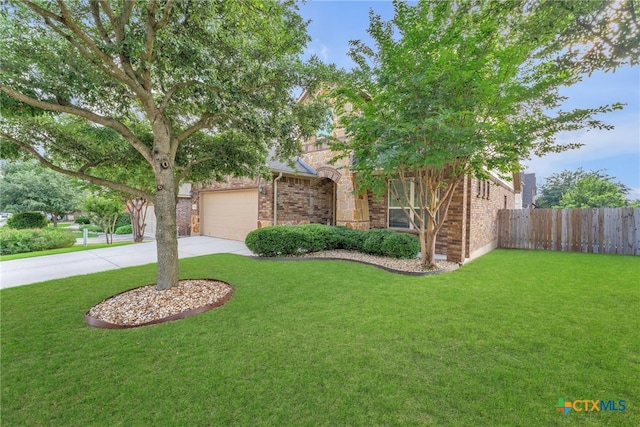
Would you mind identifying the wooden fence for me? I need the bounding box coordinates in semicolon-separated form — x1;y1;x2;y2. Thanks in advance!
497;208;640;255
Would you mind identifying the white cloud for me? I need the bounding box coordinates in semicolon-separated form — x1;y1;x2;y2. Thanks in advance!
320;45;330;61
628;187;640;201
306;43;331;61
524;115;640;181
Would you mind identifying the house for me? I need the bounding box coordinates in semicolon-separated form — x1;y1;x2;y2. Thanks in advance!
521;172;537;208
188;125;516;264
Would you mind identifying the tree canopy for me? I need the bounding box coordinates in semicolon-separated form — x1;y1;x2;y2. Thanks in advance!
0;160;82;226
329;0;635;266
0;0;333;289
537;168;630;208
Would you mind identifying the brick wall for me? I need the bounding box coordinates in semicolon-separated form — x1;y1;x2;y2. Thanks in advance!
466;176;514;258
193;173;335;229
368;190;387;229
176;197;192;236
276;176;334;225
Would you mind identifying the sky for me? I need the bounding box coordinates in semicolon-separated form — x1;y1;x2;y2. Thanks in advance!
297;0;640;200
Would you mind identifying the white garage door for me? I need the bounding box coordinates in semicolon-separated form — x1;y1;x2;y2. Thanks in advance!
201;189;258;241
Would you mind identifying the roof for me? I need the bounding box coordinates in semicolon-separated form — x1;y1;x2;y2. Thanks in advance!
266;154;317;177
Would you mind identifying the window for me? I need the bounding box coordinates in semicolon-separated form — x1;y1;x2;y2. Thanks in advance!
477;179;491;199
388;180;438;229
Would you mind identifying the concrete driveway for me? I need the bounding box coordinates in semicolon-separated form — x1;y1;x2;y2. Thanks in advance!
0;236;253;289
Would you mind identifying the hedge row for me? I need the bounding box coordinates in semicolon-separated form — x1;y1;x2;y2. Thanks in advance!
245;224;419;259
0;228;76;255
115;224;133;234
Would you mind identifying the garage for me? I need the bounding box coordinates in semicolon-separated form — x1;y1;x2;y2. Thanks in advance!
201;189;258;241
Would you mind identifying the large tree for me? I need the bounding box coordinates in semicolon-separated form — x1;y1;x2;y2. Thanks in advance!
0;160;82;226
330;0;636;267
536;168;630;208
0;1;331;289
557;174;629;208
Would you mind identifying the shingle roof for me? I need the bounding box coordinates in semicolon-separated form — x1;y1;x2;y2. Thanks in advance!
266;154;317;177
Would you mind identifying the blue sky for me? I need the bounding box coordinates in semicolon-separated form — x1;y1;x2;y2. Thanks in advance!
298;0;640;199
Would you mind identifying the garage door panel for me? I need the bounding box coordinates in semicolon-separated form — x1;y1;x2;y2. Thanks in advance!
201;190;258;241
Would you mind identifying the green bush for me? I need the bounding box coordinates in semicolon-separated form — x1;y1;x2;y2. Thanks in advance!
380;232;420;259
0;228;76;255
115;224;133;234
297;224;341;252
334;226;366;251
115;213;131;227
245;226;311;257
362;229;396;256
74;216;91;224
6;212;48;229
245;224;419;259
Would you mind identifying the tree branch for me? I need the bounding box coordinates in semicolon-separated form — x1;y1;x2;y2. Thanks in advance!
22;0;144;96
0;85;153;164
155;0;174;30
89;0;112;44
159;80;199;112
0;132;154;201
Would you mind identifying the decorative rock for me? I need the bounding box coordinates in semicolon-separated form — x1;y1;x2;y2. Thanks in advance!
85;279;233;328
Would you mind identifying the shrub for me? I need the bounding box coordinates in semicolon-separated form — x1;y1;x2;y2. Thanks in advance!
74;216;91;224
0;228;76;255
115;224;133;234
380;232;420;259
298;224;341;252
362;229;396;256
245;226;311;257
334;226;366;251
115;213;131;227
6;212;48;230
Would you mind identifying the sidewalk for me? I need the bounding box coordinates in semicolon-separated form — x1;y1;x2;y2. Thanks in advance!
0;236;253;289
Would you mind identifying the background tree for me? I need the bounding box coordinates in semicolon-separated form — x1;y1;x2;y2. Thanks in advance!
558;175;629;208
536;168;630;208
330;0;634;268
1;1;332;289
0;161;82;226
82;195;123;244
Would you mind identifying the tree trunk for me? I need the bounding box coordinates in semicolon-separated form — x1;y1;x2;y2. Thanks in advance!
127;198;148;243
418;227;428;267
153;155;179;291
154;175;178;290
424;216;437;268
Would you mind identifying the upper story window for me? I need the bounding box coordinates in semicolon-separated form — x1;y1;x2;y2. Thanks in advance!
477;179;491;199
316;108;335;139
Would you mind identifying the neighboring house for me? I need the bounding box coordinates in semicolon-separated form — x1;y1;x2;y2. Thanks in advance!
188;124;516;264
522;172;537;208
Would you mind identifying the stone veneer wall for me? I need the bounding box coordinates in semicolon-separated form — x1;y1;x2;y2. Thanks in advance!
302;138;370;229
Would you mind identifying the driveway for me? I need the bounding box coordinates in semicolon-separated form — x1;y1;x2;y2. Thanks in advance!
0;236;253;289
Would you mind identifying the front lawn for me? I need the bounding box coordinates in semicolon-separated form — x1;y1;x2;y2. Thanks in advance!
0;242;133;261
1;250;638;426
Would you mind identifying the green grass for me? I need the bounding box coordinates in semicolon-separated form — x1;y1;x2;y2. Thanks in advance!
0;242;134;261
1;250;638;426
